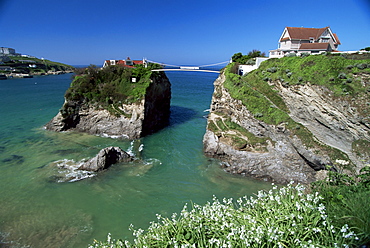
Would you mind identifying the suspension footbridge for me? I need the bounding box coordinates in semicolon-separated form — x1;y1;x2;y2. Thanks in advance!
145;59;229;73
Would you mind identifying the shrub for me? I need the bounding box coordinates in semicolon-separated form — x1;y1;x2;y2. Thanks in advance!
311;164;370;245
266;67;277;73
300;52;310;58
338;72;347;79
88;183;360;248
65;63;160;109
356;63;368;70
254;112;263;118
285;52;296;57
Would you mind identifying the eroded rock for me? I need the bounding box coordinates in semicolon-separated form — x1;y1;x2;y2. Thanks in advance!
203;72;370;184
78;146;133;172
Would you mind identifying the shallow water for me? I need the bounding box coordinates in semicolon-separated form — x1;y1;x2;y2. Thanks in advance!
0;72;271;247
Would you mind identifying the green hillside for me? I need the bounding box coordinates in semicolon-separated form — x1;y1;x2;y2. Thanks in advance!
0;55;74;74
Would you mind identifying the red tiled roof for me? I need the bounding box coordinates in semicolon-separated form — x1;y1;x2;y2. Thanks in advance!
299;43;330;50
116;60;126;65
333;33;341;45
105;59;143;68
282;27;328;41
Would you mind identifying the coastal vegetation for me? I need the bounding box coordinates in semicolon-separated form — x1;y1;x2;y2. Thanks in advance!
63;63;162;116
0;55;74;75
231;50;266;64
88;53;370;247
88;167;370;247
221;54;370;167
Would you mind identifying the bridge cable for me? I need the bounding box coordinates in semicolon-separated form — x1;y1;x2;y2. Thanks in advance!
146;59;229;68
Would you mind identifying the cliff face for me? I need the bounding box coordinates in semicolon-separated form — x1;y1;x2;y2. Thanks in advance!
45;72;171;139
204;64;370;184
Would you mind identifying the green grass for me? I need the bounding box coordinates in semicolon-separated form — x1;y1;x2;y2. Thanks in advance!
311;165;370;245
257;55;370;97
222;55;370;168
3;55;74;72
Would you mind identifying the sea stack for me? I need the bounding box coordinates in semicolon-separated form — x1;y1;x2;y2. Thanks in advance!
45;63;171;139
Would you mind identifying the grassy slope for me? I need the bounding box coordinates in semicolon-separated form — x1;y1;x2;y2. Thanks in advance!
2;56;74;73
216;55;370;168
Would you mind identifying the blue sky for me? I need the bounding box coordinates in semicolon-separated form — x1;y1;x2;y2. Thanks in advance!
0;0;369;66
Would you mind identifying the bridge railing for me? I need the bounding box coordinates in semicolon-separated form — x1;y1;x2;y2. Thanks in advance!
145;59;229;73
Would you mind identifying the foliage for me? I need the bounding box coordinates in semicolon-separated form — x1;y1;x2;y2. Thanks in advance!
231;50;266;64
65;63;161;107
222;57;364;165
88;183;360;248
224;62;291;125
256;55;370;97
311;163;370;245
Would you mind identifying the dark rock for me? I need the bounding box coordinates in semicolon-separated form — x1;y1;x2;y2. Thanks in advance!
78;146;133;172
2;155;24;164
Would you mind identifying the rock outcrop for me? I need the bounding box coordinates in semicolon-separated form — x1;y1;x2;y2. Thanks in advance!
45;72;171;139
78;146;133;172
203;72;370;184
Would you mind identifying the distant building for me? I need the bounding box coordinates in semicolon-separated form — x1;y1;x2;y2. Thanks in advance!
0;47;16;55
103;57;146;68
269;26;341;58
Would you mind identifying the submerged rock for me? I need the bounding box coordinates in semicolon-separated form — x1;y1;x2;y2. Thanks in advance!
2;154;24;164
78;146;133;172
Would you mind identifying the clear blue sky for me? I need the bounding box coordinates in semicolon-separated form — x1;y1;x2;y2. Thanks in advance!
1;0;369;66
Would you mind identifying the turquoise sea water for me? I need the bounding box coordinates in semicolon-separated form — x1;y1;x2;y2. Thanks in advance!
0;72;271;247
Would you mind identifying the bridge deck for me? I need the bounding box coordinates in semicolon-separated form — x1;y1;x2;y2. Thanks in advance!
151;68;220;73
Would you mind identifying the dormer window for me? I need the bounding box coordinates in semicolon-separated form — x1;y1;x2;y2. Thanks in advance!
309;37;314;43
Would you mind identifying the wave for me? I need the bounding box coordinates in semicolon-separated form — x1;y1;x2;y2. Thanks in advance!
51;159;96;183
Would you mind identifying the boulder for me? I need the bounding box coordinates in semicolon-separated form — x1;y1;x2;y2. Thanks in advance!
78;146;133;172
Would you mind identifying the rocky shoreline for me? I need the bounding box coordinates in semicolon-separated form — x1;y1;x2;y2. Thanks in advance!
203;71;370;184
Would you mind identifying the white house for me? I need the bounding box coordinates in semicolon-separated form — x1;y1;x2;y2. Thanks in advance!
238;57;269;75
0;47;16;55
269;26;341;58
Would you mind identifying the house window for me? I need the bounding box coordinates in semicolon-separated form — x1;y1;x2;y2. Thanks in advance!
309;37;314;43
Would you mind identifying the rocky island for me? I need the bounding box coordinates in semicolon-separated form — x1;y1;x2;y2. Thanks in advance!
45;63;171;139
204;54;370;184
